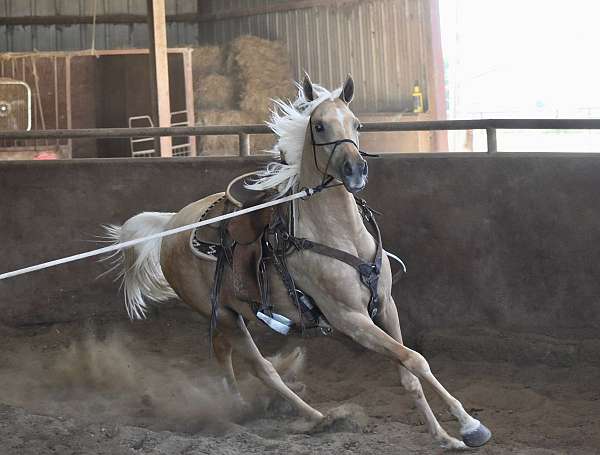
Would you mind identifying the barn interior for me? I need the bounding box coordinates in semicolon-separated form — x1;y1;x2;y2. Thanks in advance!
0;0;444;160
1;1;600;455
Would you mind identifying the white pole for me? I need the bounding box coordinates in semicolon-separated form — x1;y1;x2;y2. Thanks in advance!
0;188;314;281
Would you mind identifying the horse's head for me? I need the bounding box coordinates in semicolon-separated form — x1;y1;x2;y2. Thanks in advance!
303;74;367;193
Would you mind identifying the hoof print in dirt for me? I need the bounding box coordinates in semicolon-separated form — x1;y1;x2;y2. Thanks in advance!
305;404;368;434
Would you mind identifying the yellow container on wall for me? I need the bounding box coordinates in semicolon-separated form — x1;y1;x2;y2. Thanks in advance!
412;81;424;113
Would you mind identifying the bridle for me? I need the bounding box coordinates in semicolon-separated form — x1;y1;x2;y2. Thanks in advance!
307;109;378;192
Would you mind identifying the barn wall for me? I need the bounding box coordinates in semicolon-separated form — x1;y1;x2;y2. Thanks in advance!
0;54;103;158
0;0;198;51
1;154;599;342
0;51;189;159
198;0;434;114
0;55;69;133
0;0;441;116
71;56;98;158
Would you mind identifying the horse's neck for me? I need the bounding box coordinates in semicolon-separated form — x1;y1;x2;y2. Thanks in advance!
295;140;365;244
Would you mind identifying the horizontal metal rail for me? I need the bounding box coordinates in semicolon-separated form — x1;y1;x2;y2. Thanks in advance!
2;119;600;155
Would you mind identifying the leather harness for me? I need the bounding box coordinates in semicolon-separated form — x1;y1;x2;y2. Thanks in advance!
282;197;384;319
207;112;387;341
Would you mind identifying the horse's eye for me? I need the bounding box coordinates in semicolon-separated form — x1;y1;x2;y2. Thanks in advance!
314;122;324;133
356;123;363;131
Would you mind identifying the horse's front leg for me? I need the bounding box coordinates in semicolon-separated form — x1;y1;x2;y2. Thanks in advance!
329;304;492;449
373;297;467;449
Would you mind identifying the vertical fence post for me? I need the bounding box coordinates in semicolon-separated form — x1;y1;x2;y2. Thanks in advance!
486;127;497;153
239;133;250;157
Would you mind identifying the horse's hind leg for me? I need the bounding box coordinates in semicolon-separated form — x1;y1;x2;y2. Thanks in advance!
212;330;244;402
224;314;323;422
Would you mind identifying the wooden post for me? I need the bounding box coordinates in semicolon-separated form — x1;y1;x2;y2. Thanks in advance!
427;0;448;151
65;56;72;157
486;128;497;153
182;48;196;156
146;0;172;157
238;133;250;157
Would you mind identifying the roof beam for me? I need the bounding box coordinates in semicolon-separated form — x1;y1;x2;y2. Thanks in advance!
0;0;363;26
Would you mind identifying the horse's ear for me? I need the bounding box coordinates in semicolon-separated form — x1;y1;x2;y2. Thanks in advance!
340;74;354;104
302;73;315;102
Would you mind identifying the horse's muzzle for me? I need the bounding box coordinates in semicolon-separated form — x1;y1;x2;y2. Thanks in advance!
341;157;368;193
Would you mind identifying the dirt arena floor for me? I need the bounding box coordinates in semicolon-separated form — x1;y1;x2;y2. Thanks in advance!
1;308;599;455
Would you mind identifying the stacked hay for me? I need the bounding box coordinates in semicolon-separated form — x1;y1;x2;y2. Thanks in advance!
194;74;235;111
193;36;294;156
192;46;235;112
191;46;223;76
195;110;252;156
227;36;296;122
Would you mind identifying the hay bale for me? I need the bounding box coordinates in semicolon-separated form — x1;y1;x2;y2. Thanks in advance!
227;36;295;122
239;81;295;122
194;74;235;111
194;35;295;155
191;46;223;76
226;36;290;79
196;109;276;155
196;110;253;156
197;109;252;126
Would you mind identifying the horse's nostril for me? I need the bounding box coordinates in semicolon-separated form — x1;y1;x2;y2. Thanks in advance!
343;161;353;176
362;161;368;175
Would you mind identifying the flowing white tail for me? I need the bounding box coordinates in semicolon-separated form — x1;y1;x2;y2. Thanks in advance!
103;212;178;319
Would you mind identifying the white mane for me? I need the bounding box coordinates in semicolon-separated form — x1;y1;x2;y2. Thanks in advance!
245;82;342;195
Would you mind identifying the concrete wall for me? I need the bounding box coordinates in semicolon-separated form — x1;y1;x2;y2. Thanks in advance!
1;154;599;340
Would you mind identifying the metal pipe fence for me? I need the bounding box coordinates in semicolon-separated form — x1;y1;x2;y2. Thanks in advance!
2;119;600;156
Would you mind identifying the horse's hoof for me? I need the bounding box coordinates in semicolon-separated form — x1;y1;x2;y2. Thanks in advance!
461;422;492;447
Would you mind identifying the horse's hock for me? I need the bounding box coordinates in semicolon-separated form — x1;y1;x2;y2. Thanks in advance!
1;154;600;453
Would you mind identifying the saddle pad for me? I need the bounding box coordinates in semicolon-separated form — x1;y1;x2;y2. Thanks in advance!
189;192;265;304
190;193;229;262
190;184;277;261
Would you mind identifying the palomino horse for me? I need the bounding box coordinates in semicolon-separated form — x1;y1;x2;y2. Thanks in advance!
106;75;491;450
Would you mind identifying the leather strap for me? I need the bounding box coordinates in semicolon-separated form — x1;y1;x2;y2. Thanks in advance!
286;197;384;319
206;189;386;344
208;224;228;354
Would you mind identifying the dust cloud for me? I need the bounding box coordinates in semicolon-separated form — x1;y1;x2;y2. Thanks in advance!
0;323;305;434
